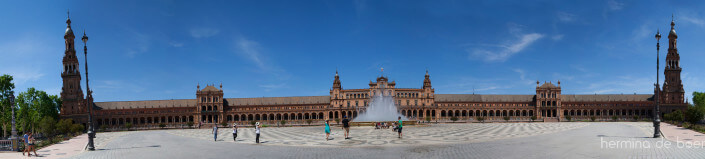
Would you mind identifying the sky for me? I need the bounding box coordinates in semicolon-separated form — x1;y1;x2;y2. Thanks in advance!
0;0;703;102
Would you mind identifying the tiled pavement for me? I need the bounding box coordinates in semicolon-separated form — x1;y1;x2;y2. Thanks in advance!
16;122;705;159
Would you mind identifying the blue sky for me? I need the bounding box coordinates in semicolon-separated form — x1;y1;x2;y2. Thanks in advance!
0;0;703;102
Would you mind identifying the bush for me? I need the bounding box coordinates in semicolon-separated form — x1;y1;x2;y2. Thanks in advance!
306;119;313;125
335;119;340;125
187;121;194;128
56;119;74;135
280;120;286;126
565;115;572;121
70;124;84;135
685;107;705;124
475;116;485;123
220;121;228;127
633;115;640;121
666;110;684;122
99;125;107;132
250;121;257;126
590;116;596;122
159;123;166;129
125;122;133;131
612;116;618;121
530;116;537;122
39;116;57;137
425;116;431;123
503;116;510;122
450;116;459;122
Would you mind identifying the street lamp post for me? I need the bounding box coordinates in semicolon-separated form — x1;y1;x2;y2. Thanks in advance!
9;93;18;151
653;30;661;138
82;31;96;150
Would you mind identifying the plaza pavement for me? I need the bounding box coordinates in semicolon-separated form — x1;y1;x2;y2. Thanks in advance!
5;122;705;158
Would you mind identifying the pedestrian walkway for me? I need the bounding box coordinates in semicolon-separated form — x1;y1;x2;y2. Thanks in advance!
0;134;87;159
661;122;705;146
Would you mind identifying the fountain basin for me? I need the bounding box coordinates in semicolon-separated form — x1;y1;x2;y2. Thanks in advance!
349;121;417;127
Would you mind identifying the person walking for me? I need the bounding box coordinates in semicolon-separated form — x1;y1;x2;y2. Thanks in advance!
22;132;29;156
28;132;38;156
255;122;261;143
232;123;238;142
342;116;350;139
212;124;218;141
324;120;331;141
397;116;403;139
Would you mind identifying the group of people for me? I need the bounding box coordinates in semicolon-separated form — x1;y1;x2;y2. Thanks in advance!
212;122;261;143
21;132;38;157
324;116;404;140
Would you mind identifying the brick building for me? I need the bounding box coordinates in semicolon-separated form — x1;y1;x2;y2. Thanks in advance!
60;16;688;129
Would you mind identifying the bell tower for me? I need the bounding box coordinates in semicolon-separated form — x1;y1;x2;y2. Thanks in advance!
662;17;685;104
60;12;85;116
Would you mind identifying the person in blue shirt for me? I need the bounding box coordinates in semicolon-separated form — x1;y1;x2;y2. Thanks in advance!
397;116;403;139
22;132;29;156
324;120;331;141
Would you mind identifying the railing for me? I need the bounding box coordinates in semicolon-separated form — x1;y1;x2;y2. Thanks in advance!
0;140;14;151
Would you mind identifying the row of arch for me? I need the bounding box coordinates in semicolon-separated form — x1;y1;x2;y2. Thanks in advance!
97;116;194;126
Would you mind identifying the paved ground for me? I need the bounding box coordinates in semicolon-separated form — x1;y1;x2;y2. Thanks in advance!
64;122;705;159
0;134;87;159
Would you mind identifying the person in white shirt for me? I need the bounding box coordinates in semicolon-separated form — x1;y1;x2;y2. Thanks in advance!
255;122;261;143
212;125;218;141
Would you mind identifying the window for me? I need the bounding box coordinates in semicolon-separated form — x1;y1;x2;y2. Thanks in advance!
347;101;350;107
415;100;418;106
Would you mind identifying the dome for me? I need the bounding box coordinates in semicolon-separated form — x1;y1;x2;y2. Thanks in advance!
669;20;677;38
65;18;74;37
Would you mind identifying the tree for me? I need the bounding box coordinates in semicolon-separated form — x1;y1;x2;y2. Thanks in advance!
250;121;257;126
334;119;340;125
280;120;286;126
16;87;61;134
0;74;15;138
70;124;84;135
450;116;458;122
220;121;228;127
693;92;705;109
306;119;313;125
159;123;166;129
565;115;572;121
530;116;537;122
590;116;596;122
612;115;618;121
503;116;510;122
187;121;194;128
633;115;640;121
425;116;431;123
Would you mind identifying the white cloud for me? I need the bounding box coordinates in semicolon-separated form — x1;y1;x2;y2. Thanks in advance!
236;37;265;69
169;42;184;47
681;16;705;27
469;30;544;62
607;0;624;11
551;34;564;41
557;12;576;22
190;28;220;38
259;83;288;92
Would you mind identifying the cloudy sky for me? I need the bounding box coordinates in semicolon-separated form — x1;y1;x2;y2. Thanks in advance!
0;0;703;102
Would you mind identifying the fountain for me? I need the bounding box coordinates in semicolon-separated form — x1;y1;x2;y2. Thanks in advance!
352;92;414;126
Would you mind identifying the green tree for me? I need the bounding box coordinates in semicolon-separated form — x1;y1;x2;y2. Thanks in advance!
693;92;705;109
220;121;228;127
530;116;537;122
425;116;431;123
590;116;596;122
306;119;313;125
475;116;485;123
159;123;166;129
187;121;194;128
16;88;60;134
70;124;84;135
612;115;618;121
0;74;15;138
503;116;510;122
565;115;572;121
280;120;286;126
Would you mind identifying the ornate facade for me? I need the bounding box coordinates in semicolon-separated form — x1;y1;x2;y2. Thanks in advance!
60;16;688;129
